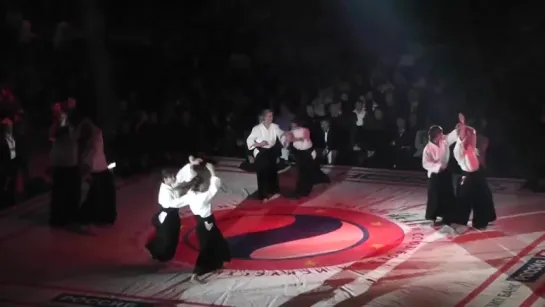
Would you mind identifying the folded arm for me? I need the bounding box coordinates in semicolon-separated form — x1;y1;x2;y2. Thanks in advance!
422;146;444;173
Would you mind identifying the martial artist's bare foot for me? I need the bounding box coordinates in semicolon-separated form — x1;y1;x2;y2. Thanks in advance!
452;224;469;234
438;225;456;235
433;220;445;227
190;274;206;284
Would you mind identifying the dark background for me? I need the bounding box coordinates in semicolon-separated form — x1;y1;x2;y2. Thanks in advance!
1;0;544;180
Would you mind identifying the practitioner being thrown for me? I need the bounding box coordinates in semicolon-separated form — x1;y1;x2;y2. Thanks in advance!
422;113;464;226
440;121;497;234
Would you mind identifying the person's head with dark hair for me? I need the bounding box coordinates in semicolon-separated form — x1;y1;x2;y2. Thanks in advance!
1;118;13;136
320;118;330;132
188;163;212;193
305;105;315;117
428;125;443;145
173;176;199;196
261;109;274;126
354;100;364;112
291;117;304;129
161;168;178;186
384;89;395;107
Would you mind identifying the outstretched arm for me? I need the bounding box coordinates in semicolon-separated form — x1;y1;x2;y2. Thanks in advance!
447;113;466;145
273;124;288;146
158;185;190;208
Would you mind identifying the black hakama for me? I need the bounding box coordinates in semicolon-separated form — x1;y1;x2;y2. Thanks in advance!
49;166;81;226
193;214;231;275
79;170;117;225
450;169;496;228
146;207;181;262
425;170;456;222
254;148;279;199
292;148;330;197
0;158;17;209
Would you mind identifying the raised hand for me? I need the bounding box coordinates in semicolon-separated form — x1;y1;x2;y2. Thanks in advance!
205;163;215;174
189;155;202;165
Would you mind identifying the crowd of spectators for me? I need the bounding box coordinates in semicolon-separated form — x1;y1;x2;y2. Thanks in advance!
1;2;544;207
111;54;495;178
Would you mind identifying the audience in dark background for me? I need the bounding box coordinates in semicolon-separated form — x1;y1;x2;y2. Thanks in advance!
1;1;545;210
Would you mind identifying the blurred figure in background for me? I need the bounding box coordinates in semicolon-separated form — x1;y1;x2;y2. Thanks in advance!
0;118;18;208
48;104;80;227
78;119;117;226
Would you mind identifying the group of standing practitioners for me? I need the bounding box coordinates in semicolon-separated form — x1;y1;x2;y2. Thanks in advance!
245;109;330;202
147;156;231;283
48;100;117;228
423;113;496;234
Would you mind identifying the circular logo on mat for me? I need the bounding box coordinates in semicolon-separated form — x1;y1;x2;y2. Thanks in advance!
174;204;405;270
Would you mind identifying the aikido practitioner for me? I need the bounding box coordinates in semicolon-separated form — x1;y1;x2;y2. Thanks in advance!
0;118;17;209
48;106;81;227
146;168;190;262
146;156;201;261
445;124;496;232
246;109;287;202
78;119;117;226
422;113;464;226
147;162;230;281
287;118;330;198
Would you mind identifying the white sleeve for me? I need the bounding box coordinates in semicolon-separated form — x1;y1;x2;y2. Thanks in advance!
158;185;190;208
176;163;196;183
246;126;260;150
202;176;222;204
446;128;458;146
422;145;443;174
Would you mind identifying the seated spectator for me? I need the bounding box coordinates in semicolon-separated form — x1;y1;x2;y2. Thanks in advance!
404;88;427;124
414;124;429;159
390;118;416;170
382;89;399;130
314;119;340;165
327;102;352;164
365;108;390;168
350;100;369;166
301;105;322;146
